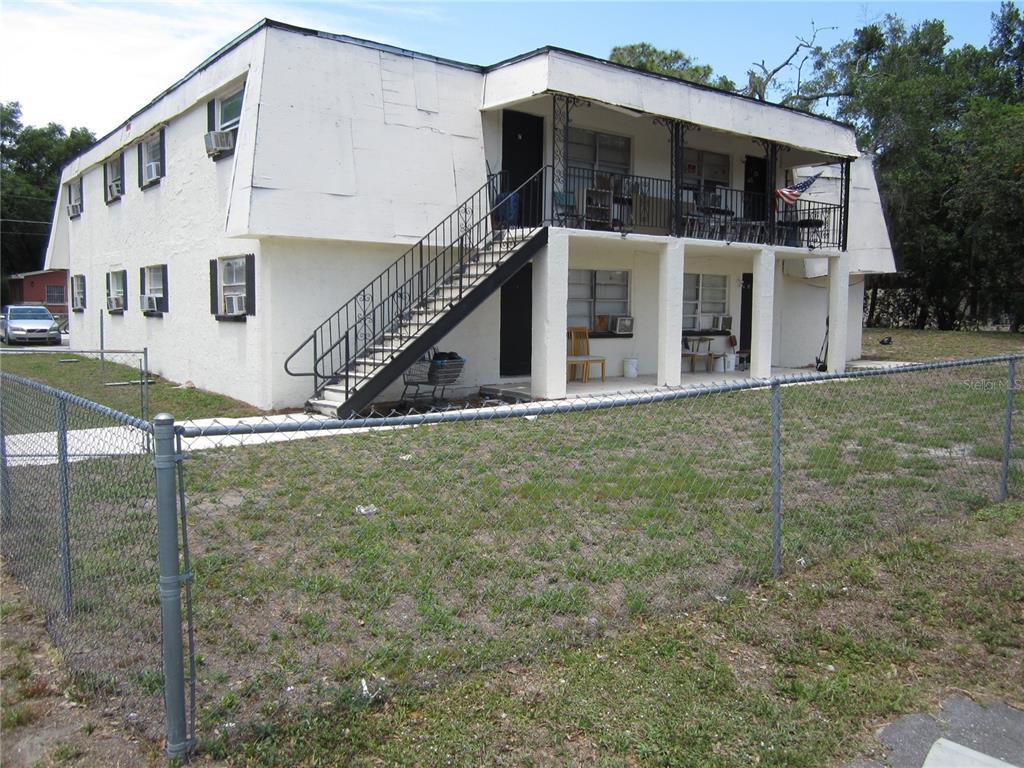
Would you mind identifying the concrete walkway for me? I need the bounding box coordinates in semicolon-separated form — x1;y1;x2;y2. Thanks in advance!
849;695;1023;768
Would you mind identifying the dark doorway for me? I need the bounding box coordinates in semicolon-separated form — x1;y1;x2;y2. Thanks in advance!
502;110;544;226
739;272;753;351
500;263;532;376
744;155;768;223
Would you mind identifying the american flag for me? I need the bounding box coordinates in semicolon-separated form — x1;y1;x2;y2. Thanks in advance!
775;172;822;205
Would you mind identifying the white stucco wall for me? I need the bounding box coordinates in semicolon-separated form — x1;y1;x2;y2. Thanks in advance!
57;90;267;406
247;28;489;243
773;270;865;368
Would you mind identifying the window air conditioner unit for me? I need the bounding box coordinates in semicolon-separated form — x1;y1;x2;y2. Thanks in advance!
612;316;634;335
107;295;124;311
224;294;246;316
712;314;733;331
142;294;160;312
107;179;123;198
204;130;235;156
144;161;162;183
67;202;82;217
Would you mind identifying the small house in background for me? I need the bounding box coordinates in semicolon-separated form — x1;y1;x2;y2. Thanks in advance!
45;19;894;413
6;269;70;320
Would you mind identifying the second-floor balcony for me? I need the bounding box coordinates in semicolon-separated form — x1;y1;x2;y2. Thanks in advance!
556;166;845;250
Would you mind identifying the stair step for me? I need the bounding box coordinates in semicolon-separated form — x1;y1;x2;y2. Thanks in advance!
306;398;344;417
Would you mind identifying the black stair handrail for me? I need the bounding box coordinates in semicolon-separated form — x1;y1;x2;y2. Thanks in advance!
283;172;507;387
325;166;549;401
285;165;551;398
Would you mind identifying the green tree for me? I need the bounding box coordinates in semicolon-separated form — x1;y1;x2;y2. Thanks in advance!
795;6;1024;329
610;43;736;91
1;102;94;301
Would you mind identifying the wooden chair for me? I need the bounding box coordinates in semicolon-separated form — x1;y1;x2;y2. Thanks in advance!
566;326;606;383
682;336;715;372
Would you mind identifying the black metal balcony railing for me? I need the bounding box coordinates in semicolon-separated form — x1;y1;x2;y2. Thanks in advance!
557;166;844;250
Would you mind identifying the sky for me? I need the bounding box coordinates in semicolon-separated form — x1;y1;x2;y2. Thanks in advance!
0;1;1004;137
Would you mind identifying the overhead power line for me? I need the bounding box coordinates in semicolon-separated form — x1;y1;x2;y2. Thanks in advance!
0;218;52;225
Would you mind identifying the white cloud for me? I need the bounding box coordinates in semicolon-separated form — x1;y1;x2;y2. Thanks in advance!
0;0;409;135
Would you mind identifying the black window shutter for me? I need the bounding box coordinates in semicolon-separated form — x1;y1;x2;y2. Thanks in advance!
207;100;216;132
81;276;87;309
160;264;169;312
120;270;128;311
210;260;219;315
244;253;255;316
103;162;108;201
159;128;166;178
78;178;84;212
137;144;144;188
139;267;146;306
119;152;125;186
106;271;111;300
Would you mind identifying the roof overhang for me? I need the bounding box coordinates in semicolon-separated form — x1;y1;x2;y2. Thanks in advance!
482;49;858;158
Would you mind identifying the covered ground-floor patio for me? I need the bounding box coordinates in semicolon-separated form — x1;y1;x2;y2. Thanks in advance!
517;227;853;403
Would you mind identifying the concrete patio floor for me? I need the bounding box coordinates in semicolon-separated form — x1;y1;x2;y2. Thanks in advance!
480;366;812;402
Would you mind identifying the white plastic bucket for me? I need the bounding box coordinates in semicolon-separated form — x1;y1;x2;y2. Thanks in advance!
724;352;736;372
623;357;639;378
713;355;726;372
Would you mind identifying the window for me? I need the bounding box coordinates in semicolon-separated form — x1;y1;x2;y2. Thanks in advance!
140;264;168;314
137;128;165;188
218;87;243;130
683;149;730;195
568;269;629;332
45;284;66;305
568;128;631;176
683;273;729;331
67;178;83;217
71;275;86;311
206;84;244;159
210;254;254;319
103;152;125;202
106;270;128;313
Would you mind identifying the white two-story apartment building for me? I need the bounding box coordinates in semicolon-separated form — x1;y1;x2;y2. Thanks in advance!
45;19;894;414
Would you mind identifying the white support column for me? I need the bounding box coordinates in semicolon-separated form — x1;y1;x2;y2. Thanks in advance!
531;231;569;399
658;239;684;387
750;248;776;379
826;250;850;372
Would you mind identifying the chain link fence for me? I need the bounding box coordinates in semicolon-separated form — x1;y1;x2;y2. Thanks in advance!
0;372;171;742
0;355;1020;760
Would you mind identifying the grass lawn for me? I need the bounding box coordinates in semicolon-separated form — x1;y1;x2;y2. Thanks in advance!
225;502;1022;767
861;327;1023;362
0;352;260;421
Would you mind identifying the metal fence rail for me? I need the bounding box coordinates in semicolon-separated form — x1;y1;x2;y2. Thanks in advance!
0;355;1019;761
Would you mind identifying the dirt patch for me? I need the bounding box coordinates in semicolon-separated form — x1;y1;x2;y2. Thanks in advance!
1;573;161;768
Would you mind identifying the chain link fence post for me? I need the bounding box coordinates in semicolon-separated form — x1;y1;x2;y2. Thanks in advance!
153;413;191;761
1001;358;1016;501
55;396;73;616
0;391;11;528
771;379;782;579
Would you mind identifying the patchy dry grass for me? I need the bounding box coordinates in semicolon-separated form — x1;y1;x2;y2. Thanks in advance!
861;327;1023;362
185;502;1023;766
0;573;161;768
